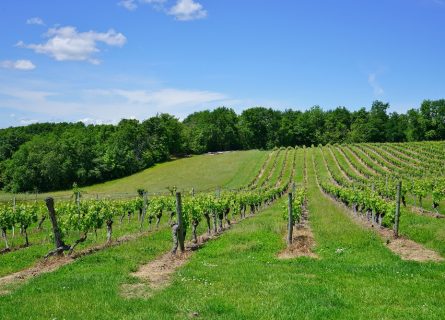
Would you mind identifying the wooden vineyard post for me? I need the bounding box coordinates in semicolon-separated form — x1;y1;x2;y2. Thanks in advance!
140;192;148;231
76;191;80;210
192;187;195;197
394;181;402;238
45;197;67;251
12;196;16;238
287;192;293;245
175;192;185;253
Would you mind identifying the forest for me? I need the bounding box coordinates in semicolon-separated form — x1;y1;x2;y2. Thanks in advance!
1;99;444;192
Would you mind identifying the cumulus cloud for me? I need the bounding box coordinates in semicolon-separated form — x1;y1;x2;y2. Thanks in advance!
368;72;384;96
17;26;126;64
168;0;207;21
26;17;45;25
0;60;36;70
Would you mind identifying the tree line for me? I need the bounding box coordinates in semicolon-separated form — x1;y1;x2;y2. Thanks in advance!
0;99;444;193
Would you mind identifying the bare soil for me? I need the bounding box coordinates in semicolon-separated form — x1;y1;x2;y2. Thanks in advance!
121;231;221;299
278;208;318;259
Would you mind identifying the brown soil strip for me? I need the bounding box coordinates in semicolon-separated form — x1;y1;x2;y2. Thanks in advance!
121;230;224;299
277;223;318;259
0;231;149;295
122;213;267;299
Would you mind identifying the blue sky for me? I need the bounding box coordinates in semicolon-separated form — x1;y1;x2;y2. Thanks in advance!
0;0;444;128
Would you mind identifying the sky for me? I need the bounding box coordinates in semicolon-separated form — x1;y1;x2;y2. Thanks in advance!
0;0;445;128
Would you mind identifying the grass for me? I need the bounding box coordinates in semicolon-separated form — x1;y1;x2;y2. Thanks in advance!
399;208;445;256
1;148;445;319
0;150;268;276
0;150;268;202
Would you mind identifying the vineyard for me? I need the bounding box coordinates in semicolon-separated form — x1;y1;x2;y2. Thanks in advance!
1;142;445;319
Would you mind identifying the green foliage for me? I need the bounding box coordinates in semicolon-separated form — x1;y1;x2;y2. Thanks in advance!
0;204;14;231
282;188;306;223
2;99;445;193
320;180;397;226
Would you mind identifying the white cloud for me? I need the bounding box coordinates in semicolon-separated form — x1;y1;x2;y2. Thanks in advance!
118;0;166;11
114;88;226;106
120;0;206;21
20;119;39;125
140;0;167;5
78;118;115;125
18;26;126;64
118;0;138;10
368;72;384;96
168;0;207;21
26;17;45;25
0;60;36;70
0;84;232;123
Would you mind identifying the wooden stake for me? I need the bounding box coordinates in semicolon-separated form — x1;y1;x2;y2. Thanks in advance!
140;192;148;231
287;193;293;245
394;181;402;238
175;192;185;253
12;196;16;238
45;197;67;250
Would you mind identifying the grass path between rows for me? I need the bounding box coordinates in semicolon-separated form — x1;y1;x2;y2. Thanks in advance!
1;151;445;319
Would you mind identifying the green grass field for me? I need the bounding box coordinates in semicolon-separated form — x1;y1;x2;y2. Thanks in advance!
0;150;267;202
1;144;445;319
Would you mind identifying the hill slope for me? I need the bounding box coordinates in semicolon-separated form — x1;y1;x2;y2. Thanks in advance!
0;150;267;202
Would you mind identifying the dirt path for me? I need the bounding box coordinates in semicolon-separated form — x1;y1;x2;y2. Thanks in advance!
121;228;227;299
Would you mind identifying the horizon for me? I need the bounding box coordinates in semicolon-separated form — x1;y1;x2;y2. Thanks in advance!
0;101;437;130
1;0;445;128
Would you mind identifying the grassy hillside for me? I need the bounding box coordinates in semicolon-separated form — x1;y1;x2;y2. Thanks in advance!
0;150;267;202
